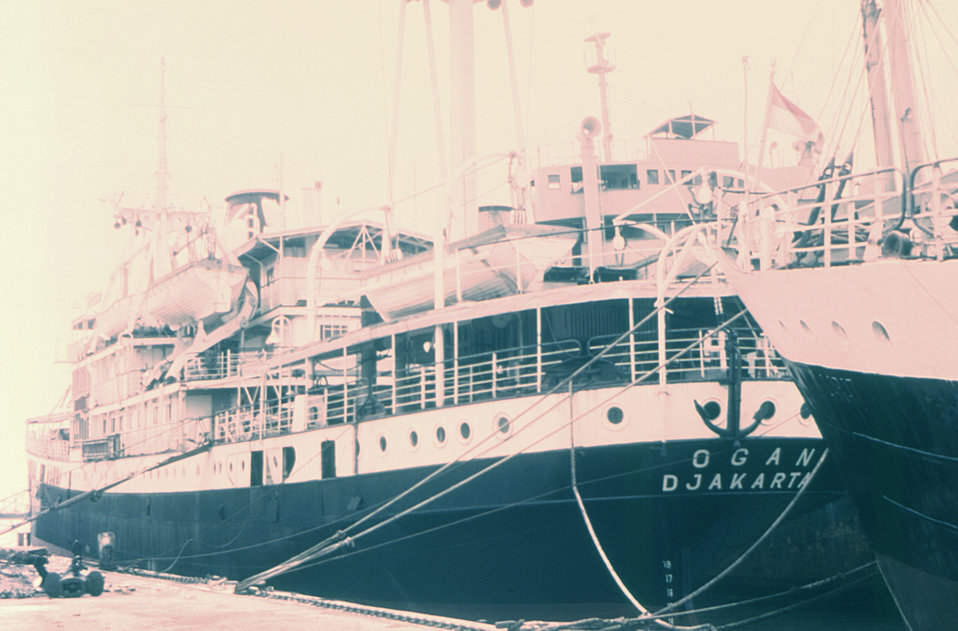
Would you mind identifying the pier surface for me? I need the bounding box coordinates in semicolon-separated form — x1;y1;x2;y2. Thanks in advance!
0;560;491;631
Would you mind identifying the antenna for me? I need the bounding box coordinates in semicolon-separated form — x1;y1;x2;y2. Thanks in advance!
156;58;171;211
586;32;615;162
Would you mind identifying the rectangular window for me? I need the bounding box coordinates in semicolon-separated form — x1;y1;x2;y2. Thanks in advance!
599;164;639;190
547;173;561;189
321;440;337;479
666;170;676;184
250;451;263;486
320;323;349;340
680;170;692;183
646;169;660;185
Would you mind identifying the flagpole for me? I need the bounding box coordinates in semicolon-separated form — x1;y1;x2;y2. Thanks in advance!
754;61;776;184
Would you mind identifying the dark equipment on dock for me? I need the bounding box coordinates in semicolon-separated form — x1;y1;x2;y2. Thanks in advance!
30;543;105;598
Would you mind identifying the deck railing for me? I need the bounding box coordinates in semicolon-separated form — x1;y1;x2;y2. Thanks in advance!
76;328;785;457
731;160;958;271
183;349;280;381
300;327;784;427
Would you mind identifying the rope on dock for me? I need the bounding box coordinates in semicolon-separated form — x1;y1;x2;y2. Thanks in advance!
501;561;879;630
115;564;495;631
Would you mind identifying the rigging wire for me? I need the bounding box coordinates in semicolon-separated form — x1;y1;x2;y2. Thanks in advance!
19;215;729;531
234;265;725;590
518;562;877;630
783;0;827;86
915;0;958;152
714;568;874;630
236;304;754;592
653;448;830;617
131;431;718;569
632;562;877;625
909;2;939;159
423;0;449;183
815;10;864;151
285;439;732;575
568;390;710;631
124;422;360;567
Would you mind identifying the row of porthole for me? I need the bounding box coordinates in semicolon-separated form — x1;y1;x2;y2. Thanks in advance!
379;415;514;454
142;460;246;482
783;319;891;343
377;406;628;455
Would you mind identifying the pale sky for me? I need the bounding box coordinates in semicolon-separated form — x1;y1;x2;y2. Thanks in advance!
0;0;955;501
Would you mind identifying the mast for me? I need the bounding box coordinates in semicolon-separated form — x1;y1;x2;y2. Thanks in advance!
156;58;171;212
586;32;615;163
152;58;172;282
448;0;479;241
862;1;896;170
862;0;924;172
883;0;924;169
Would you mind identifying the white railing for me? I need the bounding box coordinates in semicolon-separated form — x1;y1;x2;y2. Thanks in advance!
213;396;296;443
729;159;958;271
103;322;789;453
26;436;71;460
305;329;783;427
184;349;279;381
80;415;213;460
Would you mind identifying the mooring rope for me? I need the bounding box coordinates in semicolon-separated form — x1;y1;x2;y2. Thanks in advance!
234;264;724;591
653;448;830;617
569;402;715;631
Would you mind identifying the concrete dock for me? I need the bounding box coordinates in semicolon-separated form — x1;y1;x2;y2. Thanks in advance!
0;558;494;631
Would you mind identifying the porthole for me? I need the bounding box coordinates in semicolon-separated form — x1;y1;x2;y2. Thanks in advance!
496;415;511;435
606;406;625;425
409;430;419;448
379;435;388;453
799;320;811;332
459;422;472;441
699;400;723;422
873;321;891;342
436;426;447;444
754;399;777;423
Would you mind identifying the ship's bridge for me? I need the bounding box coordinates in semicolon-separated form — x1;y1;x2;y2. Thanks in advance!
531;114;742;226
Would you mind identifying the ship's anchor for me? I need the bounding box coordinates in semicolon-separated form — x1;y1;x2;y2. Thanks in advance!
694;330;774;441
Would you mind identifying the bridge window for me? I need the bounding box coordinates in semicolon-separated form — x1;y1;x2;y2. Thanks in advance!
599;164;639;190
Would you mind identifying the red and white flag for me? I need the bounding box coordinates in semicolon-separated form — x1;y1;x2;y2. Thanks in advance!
766;84;824;151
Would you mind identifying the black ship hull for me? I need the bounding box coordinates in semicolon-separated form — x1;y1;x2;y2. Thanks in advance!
789;361;958;630
35;437;846;620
